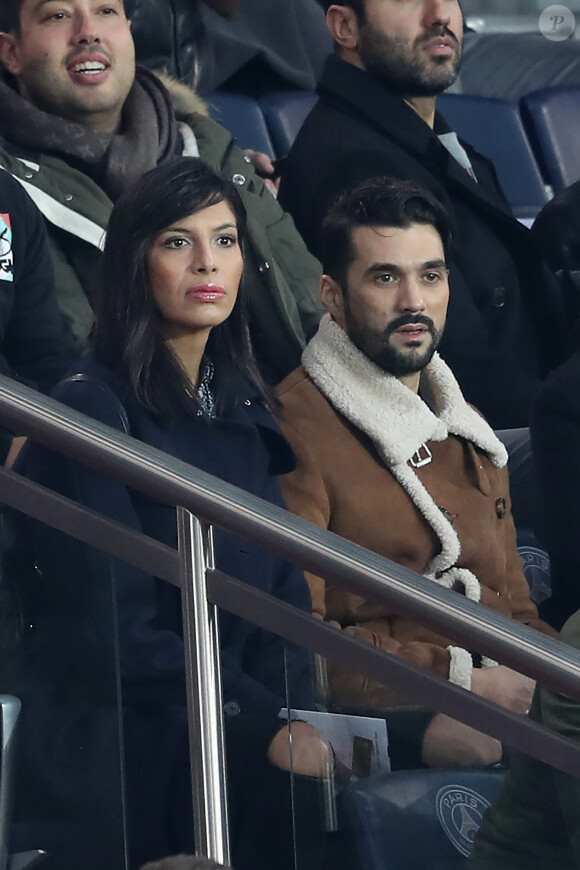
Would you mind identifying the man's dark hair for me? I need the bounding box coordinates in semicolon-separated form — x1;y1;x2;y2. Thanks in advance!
94;156;273;419
0;0;23;34
316;0;366;23
140;856;231;870
320;176;453;288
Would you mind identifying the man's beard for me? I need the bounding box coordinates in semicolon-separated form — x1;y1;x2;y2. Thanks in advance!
358;23;462;97
344;308;443;377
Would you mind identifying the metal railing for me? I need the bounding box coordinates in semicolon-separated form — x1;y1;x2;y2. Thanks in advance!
1;374;580;862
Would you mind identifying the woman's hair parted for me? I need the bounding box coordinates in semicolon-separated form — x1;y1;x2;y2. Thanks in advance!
94;157;271;418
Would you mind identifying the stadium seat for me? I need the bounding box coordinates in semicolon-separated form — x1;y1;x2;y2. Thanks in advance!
0;696;45;869
208;92;275;159
517;529;551;606
339;766;505;870
521;85;580;193
438;93;550;220
260;92;318;159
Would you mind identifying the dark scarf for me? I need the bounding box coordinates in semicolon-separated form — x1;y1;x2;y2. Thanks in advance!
0;66;180;200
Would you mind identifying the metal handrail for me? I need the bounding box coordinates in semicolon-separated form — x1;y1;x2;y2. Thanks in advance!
3;375;580;807
0;374;579;696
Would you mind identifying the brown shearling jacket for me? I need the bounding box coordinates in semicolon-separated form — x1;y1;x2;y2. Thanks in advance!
277;364;554;711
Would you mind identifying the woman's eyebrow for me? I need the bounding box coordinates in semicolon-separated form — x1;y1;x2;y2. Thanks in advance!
158;222;238;234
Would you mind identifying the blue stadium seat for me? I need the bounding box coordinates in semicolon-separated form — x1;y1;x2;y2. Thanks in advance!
339;767;505;870
517;529;551;606
260;91;318;159
521;85;580;193
438;93;549;220
208;93;275;159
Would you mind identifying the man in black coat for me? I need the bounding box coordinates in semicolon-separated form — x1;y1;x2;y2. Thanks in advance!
0;170;77;462
278;0;570;431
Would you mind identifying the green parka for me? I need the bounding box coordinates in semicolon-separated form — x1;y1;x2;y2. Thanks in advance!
0;76;323;382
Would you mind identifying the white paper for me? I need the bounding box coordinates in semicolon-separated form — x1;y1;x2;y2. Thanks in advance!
279;708;390;779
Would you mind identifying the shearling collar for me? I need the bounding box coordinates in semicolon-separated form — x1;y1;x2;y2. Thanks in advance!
302;314;507;469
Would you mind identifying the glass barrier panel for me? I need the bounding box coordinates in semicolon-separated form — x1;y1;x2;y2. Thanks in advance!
218;611;299;870
282;631;580;870
0;505;129;870
281;642;550;870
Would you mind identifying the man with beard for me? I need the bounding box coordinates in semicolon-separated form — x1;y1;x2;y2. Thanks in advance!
278;177;555;768
0;0;323;384
278;0;571;434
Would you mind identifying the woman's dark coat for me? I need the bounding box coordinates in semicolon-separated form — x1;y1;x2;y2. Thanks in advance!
12;355;313;869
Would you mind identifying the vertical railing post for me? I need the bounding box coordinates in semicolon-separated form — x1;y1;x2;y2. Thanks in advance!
177;508;230;864
0;695;21;870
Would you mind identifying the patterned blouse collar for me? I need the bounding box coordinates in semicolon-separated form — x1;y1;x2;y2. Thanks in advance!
197;357;216;418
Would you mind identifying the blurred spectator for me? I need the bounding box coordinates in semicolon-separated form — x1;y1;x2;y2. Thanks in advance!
470;609;580;869
200;0;332;96
458;31;580;102
529;183;580;629
279;0;571;431
531;336;580;629
278;177;556;768
126;0;239;94
0;0;323;384
532;180;580;295
0;170;77;463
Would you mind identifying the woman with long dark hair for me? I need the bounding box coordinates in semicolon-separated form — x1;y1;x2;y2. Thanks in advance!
14;158;327;870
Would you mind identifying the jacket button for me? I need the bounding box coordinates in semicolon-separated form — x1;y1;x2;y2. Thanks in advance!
224;700;241;716
244;399;251;406
258;261;271;273
243;154;252;164
232;174;246;186
24;171;33;179
491;287;506;308
64;194;74;202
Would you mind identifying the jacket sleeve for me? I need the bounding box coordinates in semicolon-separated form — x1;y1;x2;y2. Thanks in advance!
497;467;558;638
19;378;292;730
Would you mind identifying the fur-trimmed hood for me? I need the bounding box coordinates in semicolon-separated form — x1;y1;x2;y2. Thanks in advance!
154;70;210;119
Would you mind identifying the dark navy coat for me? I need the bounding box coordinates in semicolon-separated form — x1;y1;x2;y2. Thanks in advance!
14;354;314;868
531;348;580;629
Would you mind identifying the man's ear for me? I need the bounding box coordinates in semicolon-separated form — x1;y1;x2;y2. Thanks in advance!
320;274;347;329
0;32;22;77
326;4;360;53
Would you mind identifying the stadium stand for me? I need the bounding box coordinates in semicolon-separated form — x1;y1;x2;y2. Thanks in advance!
259;92;317;160
207;88;571;221
208;92;276;158
521;85;580;193
437;93;549;219
339;767;506;869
